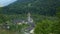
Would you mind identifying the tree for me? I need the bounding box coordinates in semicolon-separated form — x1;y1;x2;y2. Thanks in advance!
56;7;60;18
34;19;60;34
0;14;11;24
0;14;5;23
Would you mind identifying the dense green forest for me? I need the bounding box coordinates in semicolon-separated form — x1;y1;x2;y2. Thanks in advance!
0;0;60;34
0;0;60;15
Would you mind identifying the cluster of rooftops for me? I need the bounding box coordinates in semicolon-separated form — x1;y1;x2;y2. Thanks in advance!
1;13;35;34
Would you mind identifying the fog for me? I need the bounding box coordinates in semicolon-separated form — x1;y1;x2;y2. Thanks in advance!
0;0;17;7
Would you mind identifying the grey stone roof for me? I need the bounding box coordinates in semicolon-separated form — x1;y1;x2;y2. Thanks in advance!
12;19;24;23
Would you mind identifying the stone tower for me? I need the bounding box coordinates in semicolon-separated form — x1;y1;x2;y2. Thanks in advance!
27;13;33;23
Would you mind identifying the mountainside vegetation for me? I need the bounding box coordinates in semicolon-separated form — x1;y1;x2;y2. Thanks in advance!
0;0;60;16
0;0;60;34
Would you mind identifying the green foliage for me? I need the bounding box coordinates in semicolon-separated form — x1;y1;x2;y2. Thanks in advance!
34;18;60;34
56;7;60;18
0;0;60;34
9;24;22;31
0;0;59;16
0;14;11;24
0;14;6;23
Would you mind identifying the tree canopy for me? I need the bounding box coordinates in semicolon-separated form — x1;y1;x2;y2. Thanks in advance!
34;18;60;34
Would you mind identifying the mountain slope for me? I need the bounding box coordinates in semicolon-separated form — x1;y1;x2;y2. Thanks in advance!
1;0;60;16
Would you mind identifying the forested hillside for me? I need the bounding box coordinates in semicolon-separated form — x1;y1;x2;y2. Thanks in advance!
0;0;60;16
0;0;60;34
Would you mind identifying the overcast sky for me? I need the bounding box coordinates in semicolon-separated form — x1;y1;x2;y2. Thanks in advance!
0;0;17;7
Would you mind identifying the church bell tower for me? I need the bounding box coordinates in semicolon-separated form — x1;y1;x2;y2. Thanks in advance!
27;13;33;23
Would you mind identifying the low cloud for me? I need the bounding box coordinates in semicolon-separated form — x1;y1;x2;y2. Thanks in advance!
0;0;17;7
